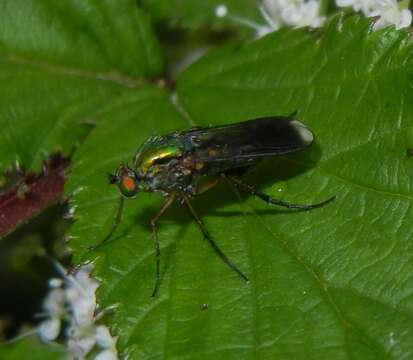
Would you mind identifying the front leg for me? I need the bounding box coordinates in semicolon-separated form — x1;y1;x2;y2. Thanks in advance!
150;194;175;297
88;196;125;251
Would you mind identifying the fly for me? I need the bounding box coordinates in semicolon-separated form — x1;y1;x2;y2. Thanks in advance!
98;116;335;296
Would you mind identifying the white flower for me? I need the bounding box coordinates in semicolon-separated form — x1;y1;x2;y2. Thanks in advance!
371;3;412;29
95;349;118;360
37;278;66;342
42;285;65;318
336;0;412;30
95;326;116;349
65;282;96;327
214;0;325;38
65;265;99;327
94;325;118;360
263;0;326;28
38;318;61;342
67;327;96;359
34;263;119;359
336;0;359;6
215;4;228;17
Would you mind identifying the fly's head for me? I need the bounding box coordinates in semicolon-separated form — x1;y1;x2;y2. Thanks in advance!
108;164;142;198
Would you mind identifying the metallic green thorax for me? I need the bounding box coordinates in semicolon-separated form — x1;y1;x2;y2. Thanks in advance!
138;145;182;174
133;134;197;194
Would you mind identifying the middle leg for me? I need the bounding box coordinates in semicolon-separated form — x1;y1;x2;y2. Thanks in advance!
150;194;175;297
180;192;249;282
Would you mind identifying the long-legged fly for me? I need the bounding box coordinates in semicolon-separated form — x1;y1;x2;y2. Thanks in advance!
99;116;335;296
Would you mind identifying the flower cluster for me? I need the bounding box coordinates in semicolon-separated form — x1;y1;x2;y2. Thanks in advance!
215;0;412;37
336;0;412;29
38;264;118;360
262;0;325;29
215;0;325;38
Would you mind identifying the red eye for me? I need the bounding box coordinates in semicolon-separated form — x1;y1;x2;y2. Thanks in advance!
122;176;135;191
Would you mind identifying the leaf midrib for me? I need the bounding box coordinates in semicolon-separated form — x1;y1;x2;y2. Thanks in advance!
0;53;145;87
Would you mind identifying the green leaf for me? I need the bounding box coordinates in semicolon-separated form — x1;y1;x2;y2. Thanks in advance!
141;0;262;32
67;15;413;359
0;0;162;76
0;339;67;360
0;0;162;173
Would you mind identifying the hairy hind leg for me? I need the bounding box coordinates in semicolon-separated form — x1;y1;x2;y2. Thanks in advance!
226;175;335;209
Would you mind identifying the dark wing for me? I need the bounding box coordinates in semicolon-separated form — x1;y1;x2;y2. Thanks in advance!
180;116;314;172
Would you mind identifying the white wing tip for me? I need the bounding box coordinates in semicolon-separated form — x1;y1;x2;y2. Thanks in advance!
290;120;314;144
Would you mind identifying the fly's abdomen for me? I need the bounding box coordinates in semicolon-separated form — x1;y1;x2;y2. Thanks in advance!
185;116;314;173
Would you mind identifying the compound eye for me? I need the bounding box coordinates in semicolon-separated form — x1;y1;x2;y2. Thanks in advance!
119;175;138;197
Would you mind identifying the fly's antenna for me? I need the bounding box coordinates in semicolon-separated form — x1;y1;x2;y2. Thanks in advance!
108;173;118;184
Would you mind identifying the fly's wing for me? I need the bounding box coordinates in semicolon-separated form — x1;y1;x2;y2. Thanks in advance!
182;116;314;172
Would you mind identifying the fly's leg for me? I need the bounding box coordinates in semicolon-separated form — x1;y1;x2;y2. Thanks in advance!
227;175;335;209
88;196;125;251
195;177;220;195
180;193;249;282
151;195;175;297
103;196;125;243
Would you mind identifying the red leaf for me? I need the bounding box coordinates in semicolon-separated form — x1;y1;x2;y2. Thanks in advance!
0;154;69;238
